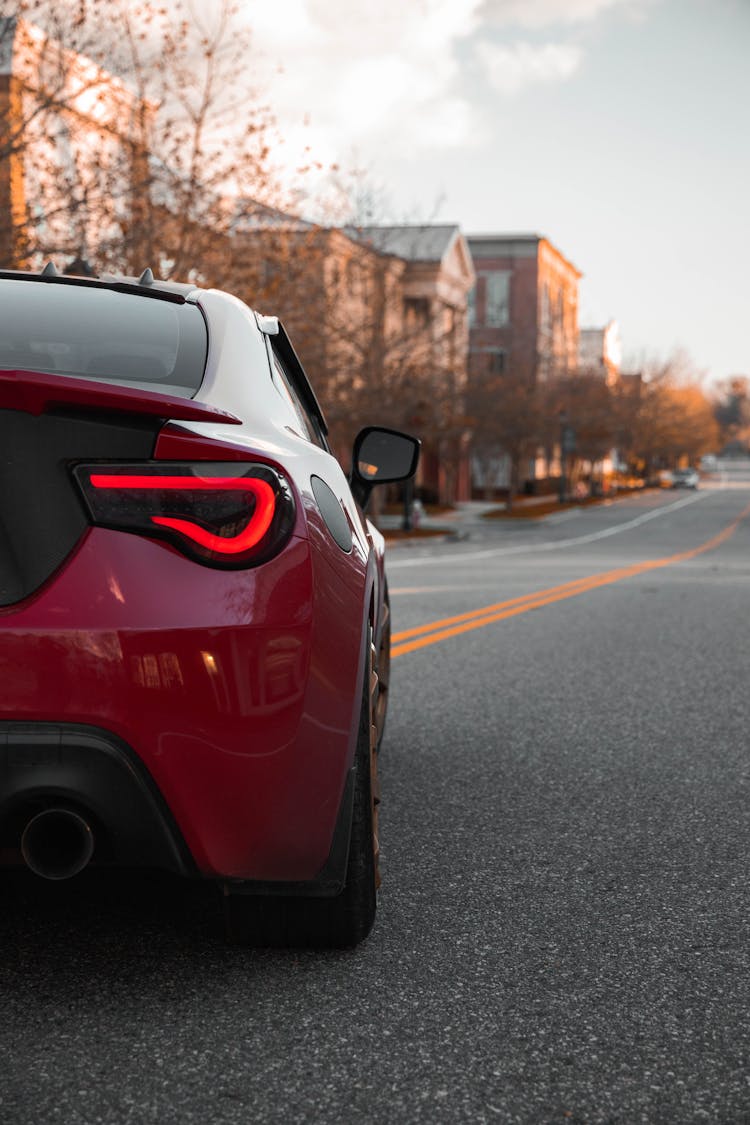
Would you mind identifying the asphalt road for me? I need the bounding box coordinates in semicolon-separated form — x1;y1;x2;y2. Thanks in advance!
3;481;750;1124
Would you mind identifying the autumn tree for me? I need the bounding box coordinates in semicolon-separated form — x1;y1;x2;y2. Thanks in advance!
713;376;750;454
626;352;719;477
0;0;282;277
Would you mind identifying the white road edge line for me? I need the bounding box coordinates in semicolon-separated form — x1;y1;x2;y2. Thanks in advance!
387;491;712;570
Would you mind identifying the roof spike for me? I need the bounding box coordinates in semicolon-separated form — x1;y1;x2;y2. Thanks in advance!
257;314;279;336
40;261;58;278
138;267;154;286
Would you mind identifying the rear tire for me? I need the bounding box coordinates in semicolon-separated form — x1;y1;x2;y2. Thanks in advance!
223;641;378;949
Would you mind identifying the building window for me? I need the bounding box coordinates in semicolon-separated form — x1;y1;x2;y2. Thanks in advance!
488;348;506;374
467;286;476;329
484;271;510;327
404;297;429;327
474;346;506;374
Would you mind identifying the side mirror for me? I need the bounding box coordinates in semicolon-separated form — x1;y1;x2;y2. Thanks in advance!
350;426;420;509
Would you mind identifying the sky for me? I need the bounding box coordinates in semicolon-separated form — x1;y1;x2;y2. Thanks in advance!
239;0;749;383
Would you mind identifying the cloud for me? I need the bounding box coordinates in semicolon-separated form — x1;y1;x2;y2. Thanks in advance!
241;0;482;161
477;0;654;28
475;40;583;94
237;0;655;179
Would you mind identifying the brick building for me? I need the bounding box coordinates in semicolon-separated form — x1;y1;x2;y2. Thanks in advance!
466;233;582;494
467;233;581;383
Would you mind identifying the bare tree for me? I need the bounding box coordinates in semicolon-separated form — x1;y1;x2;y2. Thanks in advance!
466;359;542;509
0;1;125;265
466;303;556;509
234;213;473;504
109;0;282;280
550;372;619;496
0;0;283;276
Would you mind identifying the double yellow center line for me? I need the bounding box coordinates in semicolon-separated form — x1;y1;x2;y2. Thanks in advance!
391;504;750;659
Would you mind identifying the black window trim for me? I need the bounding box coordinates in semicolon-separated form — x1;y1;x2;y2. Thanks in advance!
270;323;330;444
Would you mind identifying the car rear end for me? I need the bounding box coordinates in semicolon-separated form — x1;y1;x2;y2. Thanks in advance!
0;271;362;891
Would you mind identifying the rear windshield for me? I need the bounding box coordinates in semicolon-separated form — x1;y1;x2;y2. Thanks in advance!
0;279;207;397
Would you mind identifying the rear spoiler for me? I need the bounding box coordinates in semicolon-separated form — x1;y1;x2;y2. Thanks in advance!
0;369;241;425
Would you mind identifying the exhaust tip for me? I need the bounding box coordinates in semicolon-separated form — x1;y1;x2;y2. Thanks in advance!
21;808;95;880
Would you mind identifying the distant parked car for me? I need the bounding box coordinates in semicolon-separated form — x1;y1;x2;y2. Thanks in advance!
671;468;699;489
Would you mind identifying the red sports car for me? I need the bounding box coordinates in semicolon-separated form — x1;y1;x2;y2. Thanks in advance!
0;265;419;948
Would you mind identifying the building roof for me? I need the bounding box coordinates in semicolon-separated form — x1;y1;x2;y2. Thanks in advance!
467;232;544;245
232;201;318;234
467;232;581;277
346;224;462;263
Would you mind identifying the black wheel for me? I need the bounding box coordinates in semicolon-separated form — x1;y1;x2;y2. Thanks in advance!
223;637;378;949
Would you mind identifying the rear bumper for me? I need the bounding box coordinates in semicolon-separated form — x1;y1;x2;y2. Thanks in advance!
0;721;356;895
0;722;193;874
0;527;366;882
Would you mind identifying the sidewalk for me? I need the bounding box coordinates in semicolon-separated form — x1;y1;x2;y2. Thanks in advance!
379;489;650;544
379;496;547;542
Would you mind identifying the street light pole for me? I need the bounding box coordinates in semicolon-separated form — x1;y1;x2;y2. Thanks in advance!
402;477;414;531
558;410;567;504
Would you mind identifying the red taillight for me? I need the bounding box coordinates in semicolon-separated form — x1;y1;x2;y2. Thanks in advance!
74;463;295;569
